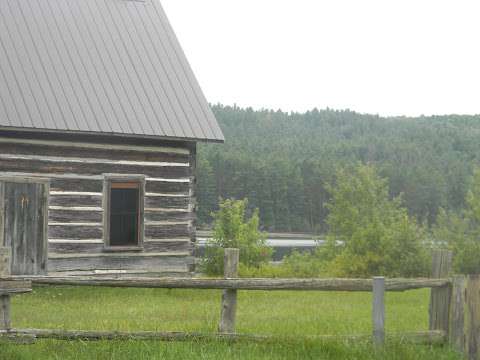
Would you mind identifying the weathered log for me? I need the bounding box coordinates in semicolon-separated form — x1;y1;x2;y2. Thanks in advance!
48;239;193;254
50;178;103;192
372;277;385;347
47;254;193;272
0;249;10;331
0;248;10;277
145;196;190;210
0;156;190;179
0;279;33;332
48;225;103;240
0;280;32;295
0;296;11;330
49;194;102;208
50;178;191;195
466;275;480;360
449;275;466;352
49;209;103;223
1;328;446;345
387;330;446;345
145;210;194;223
219;249;239;334
47;270;192;278
0;330;36;344
387;278;450;291
145;180;190;194
144;223;191;239
0;142;190;164
0;136;190;155
12;277;450;291
429;250;453;333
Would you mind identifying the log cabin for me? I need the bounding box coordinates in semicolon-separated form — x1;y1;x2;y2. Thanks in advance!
0;0;224;276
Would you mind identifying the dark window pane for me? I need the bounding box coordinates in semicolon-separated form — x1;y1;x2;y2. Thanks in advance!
109;187;139;246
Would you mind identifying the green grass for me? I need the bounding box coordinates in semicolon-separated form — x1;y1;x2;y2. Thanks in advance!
0;286;463;359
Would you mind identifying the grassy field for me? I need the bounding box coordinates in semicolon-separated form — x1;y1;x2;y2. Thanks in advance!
0;286;463;359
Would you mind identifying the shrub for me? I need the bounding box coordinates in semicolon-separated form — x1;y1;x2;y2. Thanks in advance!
237;165;429;279
238;249;324;278
319;164;429;278
202;198;272;276
434;168;480;274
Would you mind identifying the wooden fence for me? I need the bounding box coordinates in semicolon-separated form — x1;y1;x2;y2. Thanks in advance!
0;248;479;358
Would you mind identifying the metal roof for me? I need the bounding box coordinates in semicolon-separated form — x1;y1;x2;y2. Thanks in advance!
0;0;224;142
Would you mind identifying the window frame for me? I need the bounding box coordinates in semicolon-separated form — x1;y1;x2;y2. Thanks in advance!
102;174;145;252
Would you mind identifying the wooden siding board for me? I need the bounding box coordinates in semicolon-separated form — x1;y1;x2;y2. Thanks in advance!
0;156;190;178
145;196;189;209
48;269;190;277
50;178;190;194
145;210;193;223
0;142;190;163
49;195;102;207
48;240;193;254
0;135;191;154
49;209;103;223
50;178;103;192
48;254;193;272
145;180;190;194
48;225;103;240
145;223;191;239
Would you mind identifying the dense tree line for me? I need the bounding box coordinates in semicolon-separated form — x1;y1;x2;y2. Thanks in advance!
197;105;480;233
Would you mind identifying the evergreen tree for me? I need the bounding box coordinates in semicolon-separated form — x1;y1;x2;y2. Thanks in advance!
197;105;480;232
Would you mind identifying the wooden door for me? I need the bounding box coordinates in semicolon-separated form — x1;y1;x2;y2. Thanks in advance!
1;180;48;275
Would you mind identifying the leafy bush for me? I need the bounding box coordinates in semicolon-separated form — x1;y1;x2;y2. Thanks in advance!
434;168;480;274
239;250;324;278
321;164;429;278
237;165;429;279
202;198;272;276
204;166;429;279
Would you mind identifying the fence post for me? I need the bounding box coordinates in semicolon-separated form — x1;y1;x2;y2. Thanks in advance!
0;247;11;331
218;248;239;334
449;275;466;353
0;247;10;276
466;275;480;360
372;276;385;347
429;249;453;335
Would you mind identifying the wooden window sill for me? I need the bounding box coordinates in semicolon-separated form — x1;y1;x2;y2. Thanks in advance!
103;246;144;253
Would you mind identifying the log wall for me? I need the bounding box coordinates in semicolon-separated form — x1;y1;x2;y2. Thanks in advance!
0;134;197;276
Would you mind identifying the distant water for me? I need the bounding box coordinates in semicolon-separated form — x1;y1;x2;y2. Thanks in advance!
196;236;323;261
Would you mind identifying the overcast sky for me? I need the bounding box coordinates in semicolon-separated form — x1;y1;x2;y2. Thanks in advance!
162;0;480;117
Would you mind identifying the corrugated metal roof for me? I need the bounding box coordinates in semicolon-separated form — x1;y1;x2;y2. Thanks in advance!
0;0;224;142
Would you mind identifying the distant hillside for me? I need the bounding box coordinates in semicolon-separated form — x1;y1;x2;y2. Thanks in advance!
197;105;480;232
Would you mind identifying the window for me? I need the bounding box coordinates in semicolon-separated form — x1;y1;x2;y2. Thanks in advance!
103;175;145;251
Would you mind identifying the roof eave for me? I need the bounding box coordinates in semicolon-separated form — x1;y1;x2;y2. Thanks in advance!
0;126;225;144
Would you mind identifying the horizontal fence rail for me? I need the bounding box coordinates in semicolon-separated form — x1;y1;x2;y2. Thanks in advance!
0;280;31;295
7;276;451;292
0;328;446;345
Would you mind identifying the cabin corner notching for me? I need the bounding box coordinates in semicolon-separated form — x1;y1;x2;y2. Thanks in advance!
0;0;224;276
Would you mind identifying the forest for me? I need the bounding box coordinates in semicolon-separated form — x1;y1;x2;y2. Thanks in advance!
197;105;480;233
